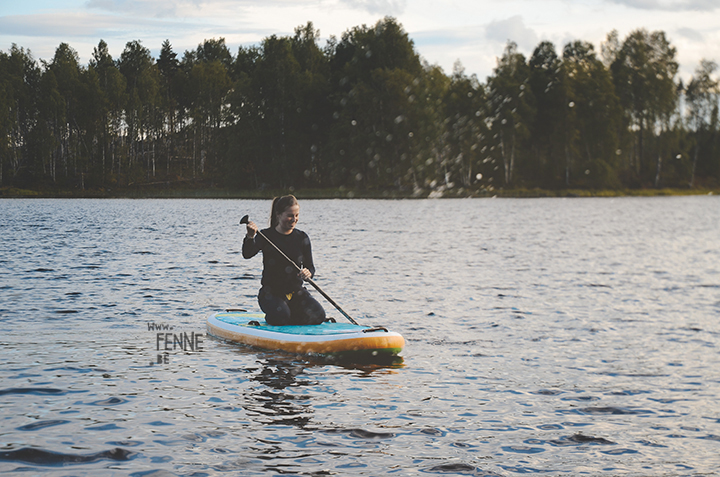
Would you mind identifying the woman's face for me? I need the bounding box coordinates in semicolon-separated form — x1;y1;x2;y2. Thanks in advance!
276;204;300;234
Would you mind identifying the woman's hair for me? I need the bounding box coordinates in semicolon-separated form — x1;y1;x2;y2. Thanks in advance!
270;195;299;228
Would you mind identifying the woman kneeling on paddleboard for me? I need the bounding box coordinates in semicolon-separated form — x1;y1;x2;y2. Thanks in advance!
242;195;326;326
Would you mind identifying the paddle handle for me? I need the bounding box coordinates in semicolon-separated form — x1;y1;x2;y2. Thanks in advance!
249;225;359;326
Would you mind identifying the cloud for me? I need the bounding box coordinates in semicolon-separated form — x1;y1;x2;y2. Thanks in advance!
412;29;470;48
0;13;112;38
85;0;209;17
605;0;719;11
676;27;705;42
0;10;206;40
485;15;538;51
338;0;407;16
85;0;403;19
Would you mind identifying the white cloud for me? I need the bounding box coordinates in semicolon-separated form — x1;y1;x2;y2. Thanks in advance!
338;0;407;15
676;27;705;42
605;0;720;11
485;15;538;51
86;0;175;17
85;0;247;18
0;9;211;42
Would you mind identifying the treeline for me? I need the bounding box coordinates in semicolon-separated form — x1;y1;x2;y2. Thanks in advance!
1;18;718;194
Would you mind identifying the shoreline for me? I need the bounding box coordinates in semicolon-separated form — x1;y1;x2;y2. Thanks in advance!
1;185;716;199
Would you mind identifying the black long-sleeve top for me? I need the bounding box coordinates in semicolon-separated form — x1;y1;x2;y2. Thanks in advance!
242;227;316;295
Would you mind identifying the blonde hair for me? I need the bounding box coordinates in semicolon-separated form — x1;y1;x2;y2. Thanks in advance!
269;195;298;228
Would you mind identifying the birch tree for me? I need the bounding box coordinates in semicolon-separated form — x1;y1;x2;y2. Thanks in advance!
685;59;719;186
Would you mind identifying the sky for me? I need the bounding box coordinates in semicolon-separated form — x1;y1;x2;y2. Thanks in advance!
1;0;719;82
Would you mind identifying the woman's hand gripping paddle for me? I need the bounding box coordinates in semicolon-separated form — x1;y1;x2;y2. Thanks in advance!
240;215;359;325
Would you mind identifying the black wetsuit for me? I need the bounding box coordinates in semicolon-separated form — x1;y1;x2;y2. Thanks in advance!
242;228;326;325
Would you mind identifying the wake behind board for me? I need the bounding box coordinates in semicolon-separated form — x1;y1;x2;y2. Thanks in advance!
207;310;404;361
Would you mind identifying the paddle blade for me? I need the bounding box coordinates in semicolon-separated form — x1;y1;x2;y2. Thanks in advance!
239;215;249;225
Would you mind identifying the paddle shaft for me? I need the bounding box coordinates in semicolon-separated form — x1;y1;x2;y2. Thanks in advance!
245;222;359;326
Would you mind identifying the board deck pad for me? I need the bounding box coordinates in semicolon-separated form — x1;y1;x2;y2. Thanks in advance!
214;312;377;335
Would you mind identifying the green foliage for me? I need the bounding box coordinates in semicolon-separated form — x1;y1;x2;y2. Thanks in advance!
610;29;680;186
562;40;621;189
486;42;535;187
528;41;565;188
0;19;718;193
686;60;720;186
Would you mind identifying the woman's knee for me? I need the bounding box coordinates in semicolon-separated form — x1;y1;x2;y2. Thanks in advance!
263;306;292;325
258;289;291;325
298;291;326;325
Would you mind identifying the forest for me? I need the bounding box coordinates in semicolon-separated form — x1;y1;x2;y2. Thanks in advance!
0;17;718;196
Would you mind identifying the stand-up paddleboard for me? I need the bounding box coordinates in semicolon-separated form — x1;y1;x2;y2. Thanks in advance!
207;310;404;361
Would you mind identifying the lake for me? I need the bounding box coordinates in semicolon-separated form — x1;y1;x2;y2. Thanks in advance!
1;196;718;476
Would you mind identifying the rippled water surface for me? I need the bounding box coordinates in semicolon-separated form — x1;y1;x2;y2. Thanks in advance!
1;197;719;476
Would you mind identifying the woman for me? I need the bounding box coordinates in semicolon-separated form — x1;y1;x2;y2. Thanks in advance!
242;195;326;326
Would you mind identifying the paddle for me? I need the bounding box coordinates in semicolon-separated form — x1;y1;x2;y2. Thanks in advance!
240;215;359;325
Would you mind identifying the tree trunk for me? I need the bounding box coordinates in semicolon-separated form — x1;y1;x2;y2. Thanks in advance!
509;131;516;184
637;119;644;177
152;141;156;177
500;129;511;185
564;143;571;187
689;143;699;188
654;153;662;188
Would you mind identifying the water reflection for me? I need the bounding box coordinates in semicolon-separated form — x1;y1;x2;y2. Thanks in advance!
238;351;403;431
242;357;316;428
